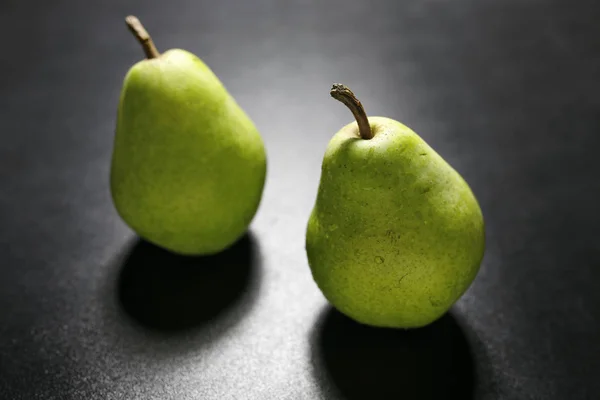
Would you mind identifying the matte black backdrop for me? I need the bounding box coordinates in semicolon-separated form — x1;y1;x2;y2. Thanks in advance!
1;0;599;399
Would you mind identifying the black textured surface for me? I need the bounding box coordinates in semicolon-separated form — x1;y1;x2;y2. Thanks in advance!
1;0;599;399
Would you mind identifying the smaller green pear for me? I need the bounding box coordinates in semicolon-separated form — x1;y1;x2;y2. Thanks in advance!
110;16;266;256
305;84;485;328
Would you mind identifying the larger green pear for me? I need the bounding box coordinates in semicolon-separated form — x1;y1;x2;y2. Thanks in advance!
110;16;266;255
306;84;485;328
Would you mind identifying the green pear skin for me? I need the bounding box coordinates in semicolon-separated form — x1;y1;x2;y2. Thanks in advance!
110;17;266;255
306;85;484;328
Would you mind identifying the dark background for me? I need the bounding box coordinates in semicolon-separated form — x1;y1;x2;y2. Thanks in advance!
1;0;599;399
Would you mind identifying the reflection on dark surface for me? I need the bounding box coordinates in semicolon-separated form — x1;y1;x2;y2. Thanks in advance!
118;233;260;332
311;306;475;399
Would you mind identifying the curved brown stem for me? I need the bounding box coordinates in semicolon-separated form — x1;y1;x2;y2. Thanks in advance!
330;83;373;140
125;15;160;59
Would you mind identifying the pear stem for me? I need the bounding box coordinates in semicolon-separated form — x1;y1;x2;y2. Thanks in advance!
125;15;160;59
330;83;373;140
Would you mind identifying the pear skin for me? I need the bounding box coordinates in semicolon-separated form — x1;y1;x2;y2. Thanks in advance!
306;84;485;328
110;17;266;255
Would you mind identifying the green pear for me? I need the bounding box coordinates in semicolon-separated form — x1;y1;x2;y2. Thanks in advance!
110;16;266;256
306;84;485;328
